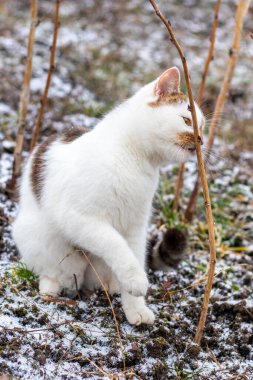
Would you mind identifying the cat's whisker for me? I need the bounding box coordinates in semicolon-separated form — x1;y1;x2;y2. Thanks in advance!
204;116;234;124
204;115;233;122
206;115;236;124
201;147;227;162
204;110;233;117
204;115;235;124
204;109;233;117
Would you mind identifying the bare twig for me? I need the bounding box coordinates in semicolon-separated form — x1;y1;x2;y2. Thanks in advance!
173;163;185;211
184;175;200;221
67;356;138;380
77;249;126;371
30;0;60;151
173;0;221;211
73;273;82;300
185;0;251;222
148;0;217;345
196;0;222;104
8;0;38;191
0;318;107;336
42;296;77;305
207;0;251;150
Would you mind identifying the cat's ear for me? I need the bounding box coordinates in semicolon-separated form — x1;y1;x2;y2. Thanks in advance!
154;67;180;97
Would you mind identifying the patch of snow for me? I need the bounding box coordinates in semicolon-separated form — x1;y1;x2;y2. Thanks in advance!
0;103;15;115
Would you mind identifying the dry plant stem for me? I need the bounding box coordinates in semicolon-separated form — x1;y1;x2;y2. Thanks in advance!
184;175;200;221
207;0;251;149
185;0;251;222
67;355;138;380
9;0;38;190
30;0;60;151
173;163;185;211
174;0;221;211
148;0;216;345
42;296;77;305
78;250;126;371
196;0;222;104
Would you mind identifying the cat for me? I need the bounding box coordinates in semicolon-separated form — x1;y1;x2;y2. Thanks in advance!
13;67;205;325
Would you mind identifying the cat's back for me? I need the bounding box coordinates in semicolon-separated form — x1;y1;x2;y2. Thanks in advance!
19;127;90;206
33;126;120;212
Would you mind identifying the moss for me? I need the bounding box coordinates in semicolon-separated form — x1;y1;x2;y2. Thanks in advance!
34;349;46;365
84;105;111;118
12;263;37;284
60;101;85;116
37;314;50;325
152;359;169;380
146;337;169;357
185;343;201;359
155;176;188;230
13;306;28;318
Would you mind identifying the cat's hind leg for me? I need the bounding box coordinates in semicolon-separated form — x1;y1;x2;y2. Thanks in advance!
37;242;88;296
39;276;61;296
13;211;88;296
83;255;120;294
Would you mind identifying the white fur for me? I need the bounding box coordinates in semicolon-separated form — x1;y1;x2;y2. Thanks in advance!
13;72;204;325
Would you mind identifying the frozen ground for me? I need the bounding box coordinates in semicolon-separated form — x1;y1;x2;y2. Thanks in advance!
0;1;253;379
1;142;253;380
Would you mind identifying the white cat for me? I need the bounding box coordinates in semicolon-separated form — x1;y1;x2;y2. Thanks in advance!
13;67;205;325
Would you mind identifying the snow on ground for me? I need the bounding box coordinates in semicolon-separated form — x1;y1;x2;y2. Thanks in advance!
1;140;253;379
1;1;253;379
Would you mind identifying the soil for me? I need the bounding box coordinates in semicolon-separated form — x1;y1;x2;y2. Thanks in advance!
0;1;253;379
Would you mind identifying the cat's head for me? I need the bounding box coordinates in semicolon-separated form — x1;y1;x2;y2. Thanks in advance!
133;67;205;164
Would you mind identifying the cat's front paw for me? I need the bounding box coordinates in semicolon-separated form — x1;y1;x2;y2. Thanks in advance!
121;266;149;297
125;305;155;326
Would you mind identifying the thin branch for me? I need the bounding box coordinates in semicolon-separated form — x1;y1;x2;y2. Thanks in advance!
42;296;77;305
185;0;251;222
184;175;200;222
207;0;251;150
73;273;82;300
30;0;61;151
196;0;222;104
8;0;38;191
173;162;185;211
77;249;126;371
173;0;221;212
148;0;217;345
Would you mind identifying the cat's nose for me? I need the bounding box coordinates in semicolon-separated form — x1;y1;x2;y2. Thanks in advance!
198;135;203;145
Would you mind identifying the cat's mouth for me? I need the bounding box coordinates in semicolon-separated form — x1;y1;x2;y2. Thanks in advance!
175;132;196;154
175;143;196;153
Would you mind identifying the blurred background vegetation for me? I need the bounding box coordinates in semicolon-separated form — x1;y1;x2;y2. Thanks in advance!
0;0;252;150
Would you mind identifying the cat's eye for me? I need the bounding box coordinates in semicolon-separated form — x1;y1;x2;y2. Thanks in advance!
182;116;192;126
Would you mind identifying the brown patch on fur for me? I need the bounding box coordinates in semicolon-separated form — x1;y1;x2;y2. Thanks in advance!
61;126;90;143
148;92;188;108
31;135;57;201
31;127;90;201
176;131;195;149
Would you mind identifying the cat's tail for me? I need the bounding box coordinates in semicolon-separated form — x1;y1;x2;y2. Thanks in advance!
148;228;187;271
